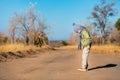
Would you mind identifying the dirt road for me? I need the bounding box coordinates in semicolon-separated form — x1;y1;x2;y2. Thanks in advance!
0;49;120;80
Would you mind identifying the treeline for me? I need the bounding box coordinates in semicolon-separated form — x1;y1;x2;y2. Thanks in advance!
69;29;120;45
0;0;120;47
0;4;49;47
68;0;120;45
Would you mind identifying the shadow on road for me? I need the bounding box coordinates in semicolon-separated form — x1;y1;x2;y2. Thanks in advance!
88;64;117;71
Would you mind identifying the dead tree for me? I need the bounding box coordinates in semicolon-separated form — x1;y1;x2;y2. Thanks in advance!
9;3;49;45
90;0;117;44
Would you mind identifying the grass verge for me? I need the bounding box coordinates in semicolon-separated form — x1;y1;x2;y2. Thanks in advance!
0;43;39;53
61;44;120;56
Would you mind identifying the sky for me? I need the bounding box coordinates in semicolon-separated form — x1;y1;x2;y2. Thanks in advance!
0;0;120;40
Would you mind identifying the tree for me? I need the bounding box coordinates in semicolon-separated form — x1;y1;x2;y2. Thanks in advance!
0;32;4;44
68;33;78;45
0;32;9;44
9;4;49;45
109;28;120;44
34;31;49;47
90;0;116;44
9;16;18;43
115;18;120;31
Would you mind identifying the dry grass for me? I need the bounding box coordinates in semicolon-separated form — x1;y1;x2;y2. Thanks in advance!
91;45;120;55
0;43;40;53
61;44;120;55
0;44;120;56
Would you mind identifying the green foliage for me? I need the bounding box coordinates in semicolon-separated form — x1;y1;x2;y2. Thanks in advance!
115;18;120;31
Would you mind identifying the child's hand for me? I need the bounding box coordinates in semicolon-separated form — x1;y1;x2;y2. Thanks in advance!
87;45;90;49
78;44;81;50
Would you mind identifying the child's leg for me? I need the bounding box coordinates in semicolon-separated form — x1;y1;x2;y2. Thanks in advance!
82;46;90;69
